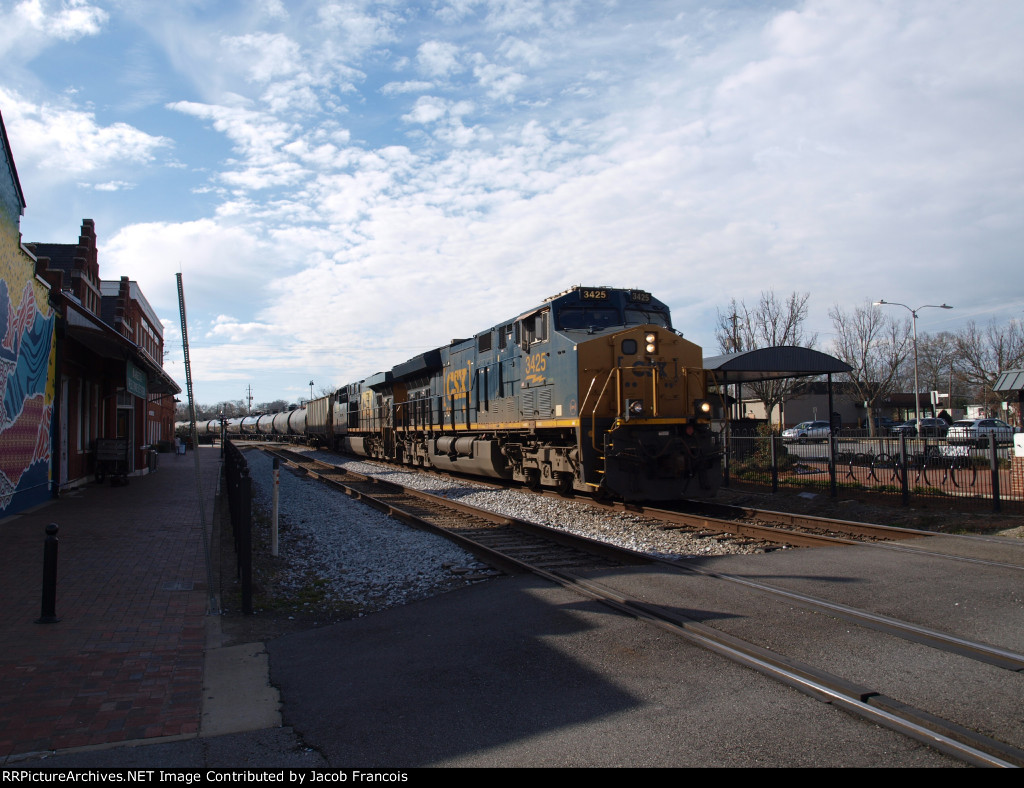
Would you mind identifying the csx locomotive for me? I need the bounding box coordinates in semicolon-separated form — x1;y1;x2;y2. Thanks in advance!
200;287;722;501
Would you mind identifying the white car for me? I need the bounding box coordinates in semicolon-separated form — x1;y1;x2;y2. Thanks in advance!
782;420;832;443
946;418;1014;446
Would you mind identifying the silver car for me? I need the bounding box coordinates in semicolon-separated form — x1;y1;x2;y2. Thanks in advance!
782;420;831;443
946;418;1014;446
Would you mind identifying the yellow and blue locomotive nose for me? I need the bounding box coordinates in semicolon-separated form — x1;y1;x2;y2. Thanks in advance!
574;325;720;500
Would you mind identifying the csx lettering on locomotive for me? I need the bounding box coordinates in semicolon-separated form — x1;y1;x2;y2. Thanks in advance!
445;368;469;396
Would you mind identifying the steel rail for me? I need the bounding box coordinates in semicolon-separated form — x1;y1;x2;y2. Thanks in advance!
272;446;1024;672
645;554;1024;673
267;449;639;571
264;446;1023;766
552;572;1023;768
629;501;1024;572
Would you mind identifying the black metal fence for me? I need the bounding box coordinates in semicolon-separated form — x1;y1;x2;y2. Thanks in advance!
223;439;253;614
725;429;1019;513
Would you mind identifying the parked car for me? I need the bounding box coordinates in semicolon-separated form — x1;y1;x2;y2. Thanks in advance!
890;418;949;438
946;418;1014;446
782;420;832;443
856;417;897;435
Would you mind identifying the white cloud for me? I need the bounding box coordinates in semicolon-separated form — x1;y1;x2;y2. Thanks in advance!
103;218;279;311
86;180;135;191
416;40;462;78
0;87;171;176
380;80;435;96
13;0;108;40
497;36;543;67
401;95;448;125
470;57;525;101
208;314;278;342
167;100;310;191
221;32;303;83
317;2;398;54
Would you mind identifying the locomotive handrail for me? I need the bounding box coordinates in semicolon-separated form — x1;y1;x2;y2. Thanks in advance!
579;373;600;419
587;367;621;451
651;364;659;417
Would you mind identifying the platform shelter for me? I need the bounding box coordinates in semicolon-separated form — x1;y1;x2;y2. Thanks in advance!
703;346;852;495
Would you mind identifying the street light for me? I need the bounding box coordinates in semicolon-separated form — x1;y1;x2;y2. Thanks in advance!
309;380;314;404
873;300;953;427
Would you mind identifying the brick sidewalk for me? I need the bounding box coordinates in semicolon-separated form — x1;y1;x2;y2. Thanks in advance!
0;447;221;760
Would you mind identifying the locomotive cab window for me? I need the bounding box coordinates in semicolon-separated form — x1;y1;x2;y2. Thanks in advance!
520;310;549;348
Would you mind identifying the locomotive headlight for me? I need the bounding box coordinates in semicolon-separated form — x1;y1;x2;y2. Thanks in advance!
645;332;657;354
694;399;712;417
625;399;644;421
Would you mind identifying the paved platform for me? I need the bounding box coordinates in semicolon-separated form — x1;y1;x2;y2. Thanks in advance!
0;447;222;760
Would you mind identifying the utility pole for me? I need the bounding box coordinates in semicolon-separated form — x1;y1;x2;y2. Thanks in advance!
728;311;742;420
176;273;217;615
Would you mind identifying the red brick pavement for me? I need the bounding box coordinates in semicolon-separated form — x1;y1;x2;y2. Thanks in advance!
0;447;221;759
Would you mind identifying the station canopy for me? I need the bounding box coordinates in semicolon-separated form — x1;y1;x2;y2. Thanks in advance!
703;346;851;384
993;369;1024;395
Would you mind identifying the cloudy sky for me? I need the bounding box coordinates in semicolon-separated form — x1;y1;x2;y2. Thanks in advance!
2;0;1021;407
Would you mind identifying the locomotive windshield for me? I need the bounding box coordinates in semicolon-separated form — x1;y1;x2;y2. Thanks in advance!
557;307;621;331
625;307;671;328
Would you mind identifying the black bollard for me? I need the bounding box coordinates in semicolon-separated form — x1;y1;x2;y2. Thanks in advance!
36;523;61;624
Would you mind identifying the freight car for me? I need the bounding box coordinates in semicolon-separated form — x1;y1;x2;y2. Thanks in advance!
291;286;721;501
174;419;222;444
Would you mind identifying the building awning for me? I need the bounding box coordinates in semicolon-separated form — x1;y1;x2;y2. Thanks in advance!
993;369;1024;395
703;346;851;384
65;302;181;396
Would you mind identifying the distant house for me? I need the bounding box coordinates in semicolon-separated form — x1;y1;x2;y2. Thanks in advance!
0;109;57;516
741;383;964;429
739;381;861;429
30;221;180;490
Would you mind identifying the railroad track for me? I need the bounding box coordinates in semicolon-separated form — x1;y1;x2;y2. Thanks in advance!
258;445;1024;767
266;448;644;576
277;445;906;547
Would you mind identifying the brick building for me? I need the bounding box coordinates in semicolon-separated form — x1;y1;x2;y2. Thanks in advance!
30;220;179;490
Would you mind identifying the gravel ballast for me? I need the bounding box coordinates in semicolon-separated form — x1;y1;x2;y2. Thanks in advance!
289;447;770;557
237;446;775;622
243;449;492;618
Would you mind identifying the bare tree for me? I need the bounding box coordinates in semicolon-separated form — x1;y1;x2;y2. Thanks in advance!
829;301;912;435
955;318;1024;413
715;291;817;426
913;330;966;416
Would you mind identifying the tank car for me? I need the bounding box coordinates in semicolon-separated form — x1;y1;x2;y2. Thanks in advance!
271;407;307;440
337;286;721;501
175;419;222;444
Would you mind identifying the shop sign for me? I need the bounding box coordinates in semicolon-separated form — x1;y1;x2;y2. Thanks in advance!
126;359;148;399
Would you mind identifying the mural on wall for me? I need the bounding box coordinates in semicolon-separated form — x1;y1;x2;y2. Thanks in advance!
0;218;56;514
